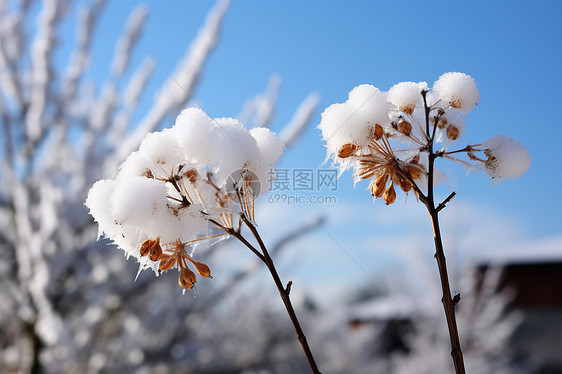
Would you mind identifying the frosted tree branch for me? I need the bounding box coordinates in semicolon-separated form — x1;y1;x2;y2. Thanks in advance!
113;0;230;167
239;74;282;129
26;0;67;143
280;92;320;147
62;0;105;100
110;4;148;77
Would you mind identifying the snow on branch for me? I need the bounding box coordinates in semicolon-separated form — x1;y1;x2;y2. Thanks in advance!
239;74;282;129
63;0;105;100
114;0;230;166
26;0;66;142
280;92;320;147
110;4;148;78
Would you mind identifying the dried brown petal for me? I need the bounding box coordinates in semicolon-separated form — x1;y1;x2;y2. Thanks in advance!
398;120;412;136
383;182;396;205
446;125;460;140
338;143;358;159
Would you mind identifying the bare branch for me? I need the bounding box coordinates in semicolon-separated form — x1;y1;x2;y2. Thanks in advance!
436;191;456;212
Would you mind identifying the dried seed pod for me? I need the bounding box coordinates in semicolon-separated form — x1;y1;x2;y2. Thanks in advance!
139;238;156;257
370;173;388;198
446;125;460;140
373;124;384;140
406;164;422;180
142;169;154;179
410;153;420;165
398;120;412;136
401;105;415;115
383;182;396;205
338;143;358;158
399;176;412;192
436;116;448;129
159;255;176;271
184;169;198;183
190;259;212;278
449;97;462;109
149;241;163;261
178;267;197;289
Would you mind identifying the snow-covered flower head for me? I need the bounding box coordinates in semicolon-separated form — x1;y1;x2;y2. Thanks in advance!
86;108;283;289
387;81;428;115
480;134;531;182
433;72;480;114
318;84;389;171
318;72;529;204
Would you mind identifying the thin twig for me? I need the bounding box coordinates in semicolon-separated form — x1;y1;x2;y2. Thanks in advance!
207;218;266;262
437;191;456;212
241;215;321;374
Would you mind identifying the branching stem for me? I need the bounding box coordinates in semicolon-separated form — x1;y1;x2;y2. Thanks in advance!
241;215;321;374
420;93;466;374
207;214;321;373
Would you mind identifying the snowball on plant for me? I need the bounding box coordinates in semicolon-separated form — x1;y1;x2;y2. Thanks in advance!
433;72;480;114
387;81;428;115
481;134;531;181
318;72;530;204
86;108;283;289
318;84;389;173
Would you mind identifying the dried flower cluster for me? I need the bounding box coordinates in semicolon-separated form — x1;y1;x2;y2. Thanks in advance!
86;108;284;289
319;72;532;374
319;72;531;204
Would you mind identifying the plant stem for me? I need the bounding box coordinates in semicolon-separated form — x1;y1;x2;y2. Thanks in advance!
241;217;322;374
422;93;466;374
426;202;466;374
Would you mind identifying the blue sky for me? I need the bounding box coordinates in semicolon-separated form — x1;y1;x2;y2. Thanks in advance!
60;0;562;300
109;0;561;234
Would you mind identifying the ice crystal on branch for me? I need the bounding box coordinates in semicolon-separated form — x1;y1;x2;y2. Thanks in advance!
86;108;283;289
318;72;530;204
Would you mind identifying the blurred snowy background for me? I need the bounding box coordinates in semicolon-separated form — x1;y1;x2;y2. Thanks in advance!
0;0;561;373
